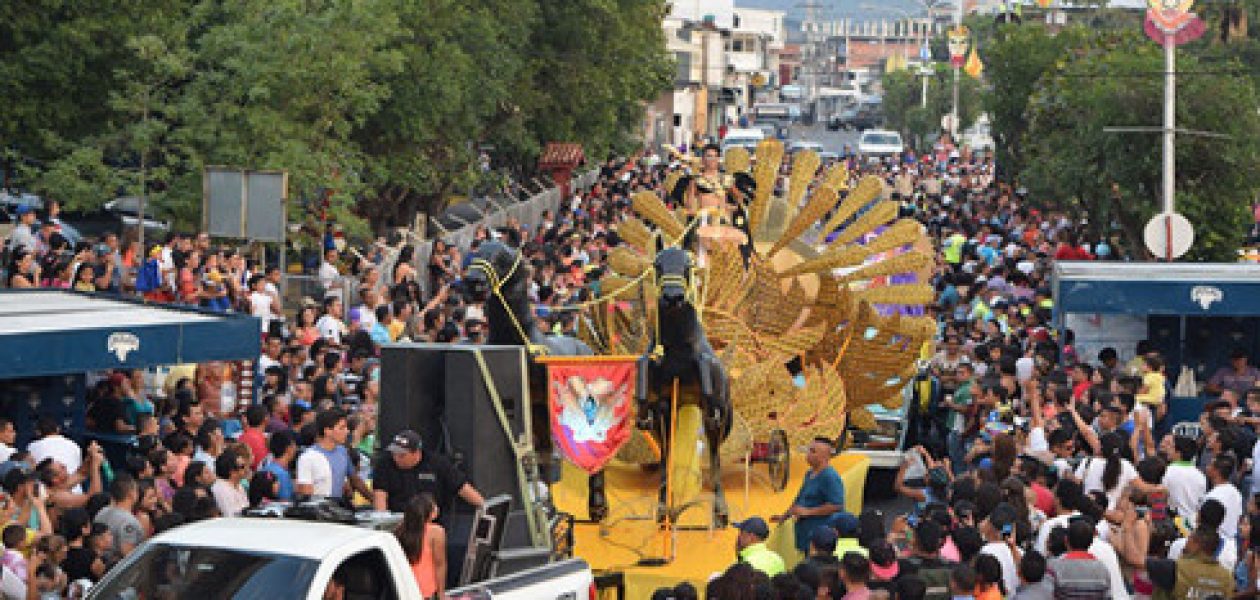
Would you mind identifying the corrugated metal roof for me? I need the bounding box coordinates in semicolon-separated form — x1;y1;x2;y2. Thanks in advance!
1052;261;1260;283
0;290;259;378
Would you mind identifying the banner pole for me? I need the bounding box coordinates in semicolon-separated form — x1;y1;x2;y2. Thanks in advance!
664;378;680;561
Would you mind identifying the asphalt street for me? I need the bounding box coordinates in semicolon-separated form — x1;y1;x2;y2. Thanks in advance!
784;123;863;155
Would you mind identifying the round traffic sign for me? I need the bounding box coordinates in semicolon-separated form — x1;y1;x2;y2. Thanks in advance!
1143;211;1194;259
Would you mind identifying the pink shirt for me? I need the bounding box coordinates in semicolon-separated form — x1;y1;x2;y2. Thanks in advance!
939;536;961;563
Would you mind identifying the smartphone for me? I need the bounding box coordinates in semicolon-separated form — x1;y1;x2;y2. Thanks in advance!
1001;523;1013;538
1135;506;1149;519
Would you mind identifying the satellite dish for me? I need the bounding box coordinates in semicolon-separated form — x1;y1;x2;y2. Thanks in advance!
1143;211;1194;259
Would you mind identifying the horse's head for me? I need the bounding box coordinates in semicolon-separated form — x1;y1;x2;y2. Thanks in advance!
463;241;522;303
653;242;694;313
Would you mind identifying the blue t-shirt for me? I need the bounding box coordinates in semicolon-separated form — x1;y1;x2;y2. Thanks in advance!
262;458;295;501
314;445;351;499
793;466;846;551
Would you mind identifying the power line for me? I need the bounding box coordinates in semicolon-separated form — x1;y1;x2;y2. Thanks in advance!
1045;68;1260;79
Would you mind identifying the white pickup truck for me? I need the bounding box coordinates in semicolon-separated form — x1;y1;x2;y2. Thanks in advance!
86;517;594;600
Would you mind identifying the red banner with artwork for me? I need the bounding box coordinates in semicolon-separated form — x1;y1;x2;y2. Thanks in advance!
539;356;637;474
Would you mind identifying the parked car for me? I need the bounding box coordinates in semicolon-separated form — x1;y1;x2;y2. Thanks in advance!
788;140;825;155
827;104;883;131
962;117;994;152
857;129;905;160
61;196;169;242
751;123;787;141
720;127;766;153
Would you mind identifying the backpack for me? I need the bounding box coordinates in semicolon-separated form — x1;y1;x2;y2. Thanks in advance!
901;556;953;600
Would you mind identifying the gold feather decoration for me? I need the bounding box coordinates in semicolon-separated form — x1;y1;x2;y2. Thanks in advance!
834;251;933;285
821;176;885;238
631;191;684;242
851;284;938;306
827;201;899;248
724;146;751;174
784;150;822;219
748;139;784;231
819;162;850;193
608;246;650;277
777;242;870;278
616;218;653;253
663;171;685;198
768;186;838;258
863;219;926;256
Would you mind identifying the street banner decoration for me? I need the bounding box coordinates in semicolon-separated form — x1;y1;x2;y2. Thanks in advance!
947;26;970;68
1145;0;1204;45
964;48;984;79
541;356;637;474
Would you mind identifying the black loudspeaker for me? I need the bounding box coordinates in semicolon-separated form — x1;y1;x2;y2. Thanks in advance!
378;344;534;555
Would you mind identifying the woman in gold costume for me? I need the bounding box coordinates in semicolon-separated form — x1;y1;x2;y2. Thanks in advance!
685;144;748;265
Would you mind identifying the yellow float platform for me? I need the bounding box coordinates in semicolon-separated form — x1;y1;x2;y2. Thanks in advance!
552;451;870;598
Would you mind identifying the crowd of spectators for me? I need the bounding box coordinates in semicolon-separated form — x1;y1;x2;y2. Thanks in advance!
4;133;1260;600
649;140;1260;600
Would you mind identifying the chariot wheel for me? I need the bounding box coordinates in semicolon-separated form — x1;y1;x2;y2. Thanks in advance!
766;429;790;492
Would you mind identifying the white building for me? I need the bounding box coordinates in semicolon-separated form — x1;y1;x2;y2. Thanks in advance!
669;0;736;30
726;7;786;114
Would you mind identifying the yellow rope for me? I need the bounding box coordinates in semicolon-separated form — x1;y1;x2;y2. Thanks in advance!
472;218;703;360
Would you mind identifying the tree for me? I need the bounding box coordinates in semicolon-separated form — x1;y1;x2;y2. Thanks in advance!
982;24;1088;183
881;64;983;150
517;0;673;163
354;0;534;235
1022;31;1260;261
176;0;404;233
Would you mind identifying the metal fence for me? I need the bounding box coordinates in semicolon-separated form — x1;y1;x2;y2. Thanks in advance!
280;273;355;311
416;170;600;296
277;172;599;303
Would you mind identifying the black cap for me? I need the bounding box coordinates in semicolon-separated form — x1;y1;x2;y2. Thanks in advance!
733;516;770;538
386;430;422;453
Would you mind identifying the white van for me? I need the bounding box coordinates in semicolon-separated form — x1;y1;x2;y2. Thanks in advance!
720;128;766;152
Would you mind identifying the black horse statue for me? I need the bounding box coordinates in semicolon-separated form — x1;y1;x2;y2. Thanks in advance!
461;241;610;520
636;242;733;528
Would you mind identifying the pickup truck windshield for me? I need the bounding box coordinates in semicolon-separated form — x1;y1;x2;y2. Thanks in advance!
91;544;319;600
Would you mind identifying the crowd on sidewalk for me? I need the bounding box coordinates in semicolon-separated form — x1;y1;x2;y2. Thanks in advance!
690;141;1260;600
3;135;1260;600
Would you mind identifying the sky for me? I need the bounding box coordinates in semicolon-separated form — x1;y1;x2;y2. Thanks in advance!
736;0;940;19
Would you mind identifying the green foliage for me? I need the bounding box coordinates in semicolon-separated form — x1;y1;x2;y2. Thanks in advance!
881;64;983;150
982;24;1089;182
1;0;673;235
1022;31;1260;262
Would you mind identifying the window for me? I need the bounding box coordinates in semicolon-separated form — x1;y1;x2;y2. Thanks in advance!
333;550;400;600
675;52;693;84
732;39;745;52
91;544;320;599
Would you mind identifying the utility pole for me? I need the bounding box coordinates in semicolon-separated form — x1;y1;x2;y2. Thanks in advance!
1103;5;1215;260
798;1;826;120
950;0;962;139
1162;30;1175;216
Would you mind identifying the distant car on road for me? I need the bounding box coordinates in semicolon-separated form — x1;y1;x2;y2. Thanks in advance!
788;140;825;154
828;104;882;131
752;123;787;141
858;129;905;160
720;128;766;153
963;117;994;152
